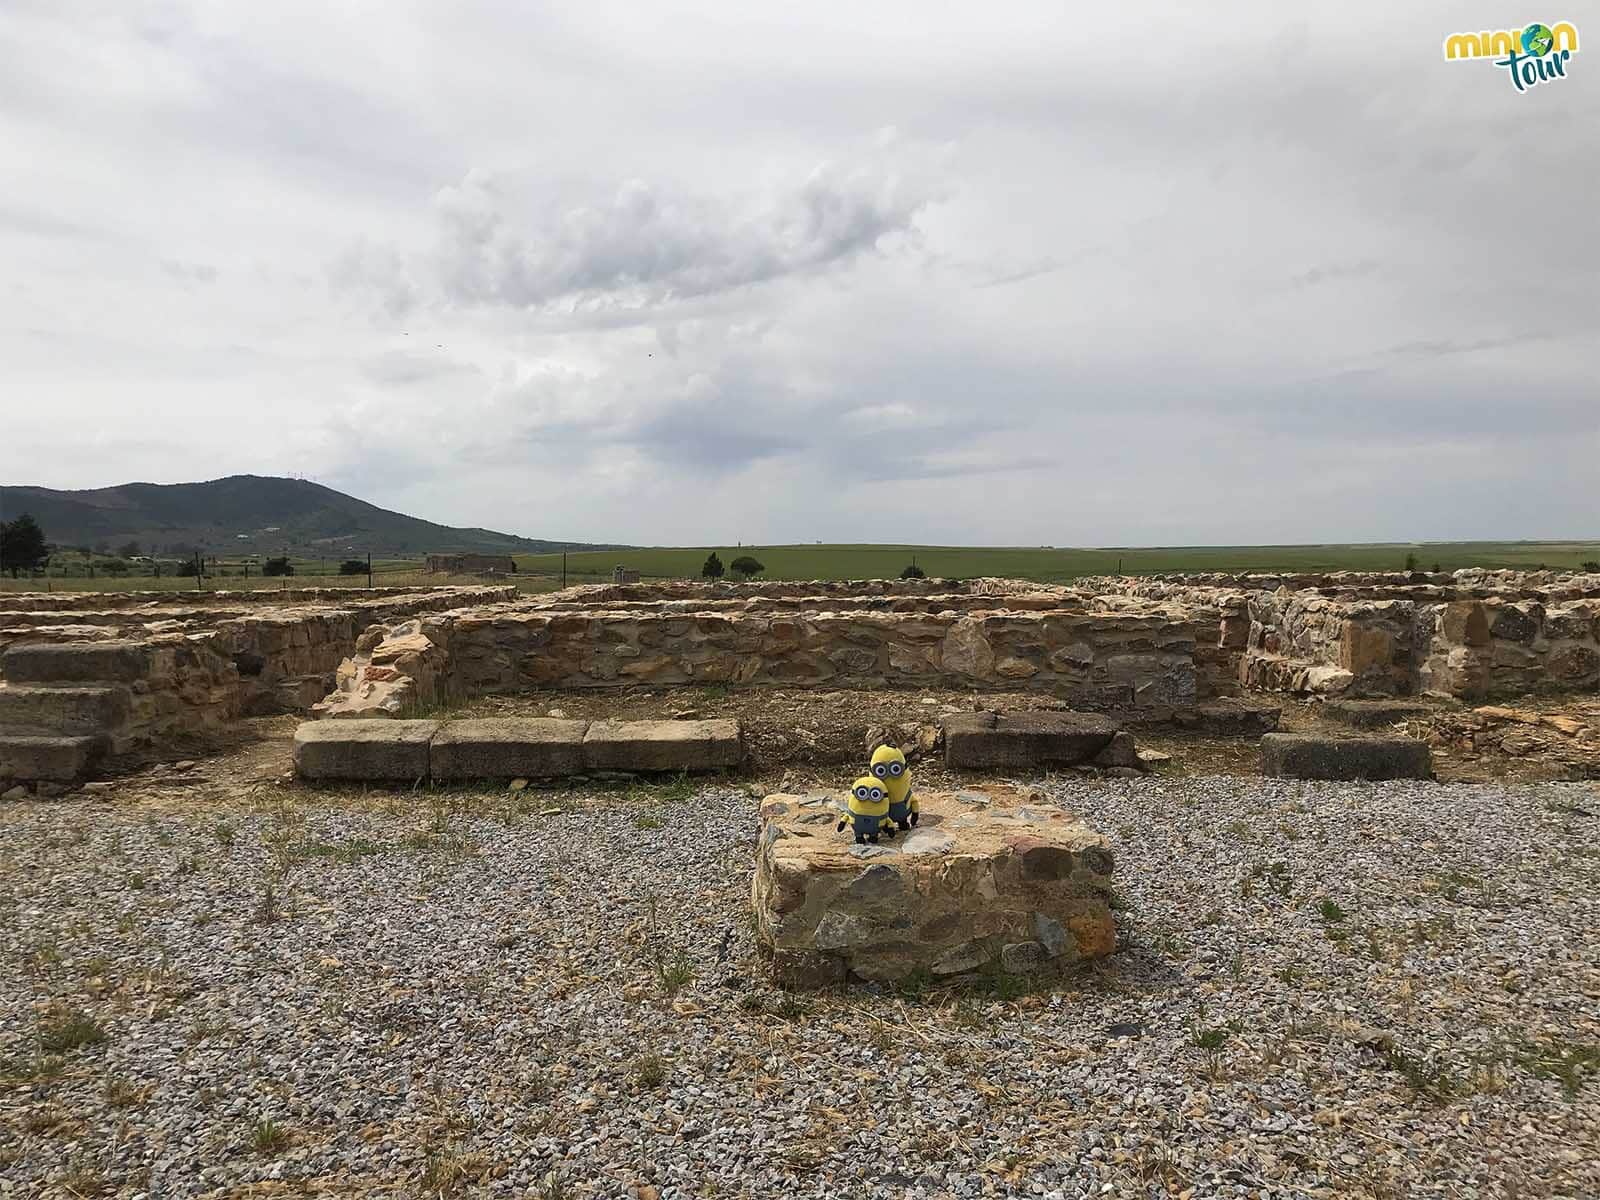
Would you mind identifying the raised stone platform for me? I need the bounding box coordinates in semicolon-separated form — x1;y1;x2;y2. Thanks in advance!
1259;733;1432;781
753;784;1117;987
293;716;744;782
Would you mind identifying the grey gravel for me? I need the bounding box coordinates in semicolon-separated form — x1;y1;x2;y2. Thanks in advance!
2;768;1598;1199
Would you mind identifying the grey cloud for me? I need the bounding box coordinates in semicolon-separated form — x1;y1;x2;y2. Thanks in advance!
342;148;937;316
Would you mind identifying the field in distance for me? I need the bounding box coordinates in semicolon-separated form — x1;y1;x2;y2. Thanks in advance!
514;541;1600;585
4;541;1597;594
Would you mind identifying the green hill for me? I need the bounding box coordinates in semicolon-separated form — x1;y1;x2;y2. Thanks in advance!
0;475;619;558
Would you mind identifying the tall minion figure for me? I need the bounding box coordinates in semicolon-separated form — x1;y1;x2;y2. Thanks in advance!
870;744;917;833
836;776;891;844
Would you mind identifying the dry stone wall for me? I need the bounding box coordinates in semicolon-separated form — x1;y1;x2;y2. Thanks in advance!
426;606;1203;711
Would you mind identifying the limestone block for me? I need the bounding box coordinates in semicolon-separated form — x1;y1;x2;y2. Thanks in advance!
293;719;438;781
2;641;150;683
940;618;995;678
1438;601;1491;646
753;785;1116;987
1259;733;1432;781
582;718;744;772
430;718;590;780
0;684;131;733
943;711;1120;769
0;733;108;781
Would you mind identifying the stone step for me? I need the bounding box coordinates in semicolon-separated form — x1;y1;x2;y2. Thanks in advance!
0;684;131;733
1;641;149;684
0;730;110;782
431;718;590;780
293;720;438;782
1259;733;1432;781
582;718;744;772
942;711;1120;769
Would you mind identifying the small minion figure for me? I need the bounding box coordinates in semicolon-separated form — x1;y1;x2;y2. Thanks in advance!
836;775;891;844
870;744;918;833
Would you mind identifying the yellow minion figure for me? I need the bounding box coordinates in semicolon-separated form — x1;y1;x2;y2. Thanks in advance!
870;744;917;833
836;775;891;844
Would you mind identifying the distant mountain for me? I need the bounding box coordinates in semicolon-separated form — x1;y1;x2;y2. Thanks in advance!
0;475;623;558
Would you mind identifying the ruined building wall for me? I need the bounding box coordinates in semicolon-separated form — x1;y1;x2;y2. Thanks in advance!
423;607;1209;710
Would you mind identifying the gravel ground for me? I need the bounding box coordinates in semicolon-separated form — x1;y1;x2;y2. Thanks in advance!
2;760;1598;1199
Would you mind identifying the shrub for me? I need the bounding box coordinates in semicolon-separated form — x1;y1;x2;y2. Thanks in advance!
900;563;926;580
700;552;725;580
1582;561;1600;573
262;557;294;577
100;559;129;575
730;555;764;580
338;559;367;576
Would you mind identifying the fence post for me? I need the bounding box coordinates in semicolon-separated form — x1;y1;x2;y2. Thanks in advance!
367;552;372;590
194;551;203;591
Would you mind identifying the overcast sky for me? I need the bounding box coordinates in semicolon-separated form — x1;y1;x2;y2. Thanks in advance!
2;3;1595;546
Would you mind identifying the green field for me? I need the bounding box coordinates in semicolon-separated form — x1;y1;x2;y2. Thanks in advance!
4;541;1597;594
515;541;1600;586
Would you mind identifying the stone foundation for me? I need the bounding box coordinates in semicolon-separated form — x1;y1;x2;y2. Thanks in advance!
752;785;1117;987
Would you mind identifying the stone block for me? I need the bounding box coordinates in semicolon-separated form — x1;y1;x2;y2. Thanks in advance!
1259;733;1432;781
0;685;131;733
582;718;743;772
1174;698;1281;737
0;733;108;781
293;719;438;782
753;785;1116;987
1322;699;1435;729
1439;601;1491;646
431;718;589;780
1091;730;1141;768
943;711;1119;769
2;641;150;683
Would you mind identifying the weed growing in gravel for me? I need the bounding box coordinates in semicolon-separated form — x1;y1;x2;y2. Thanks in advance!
893;968;934;1000
1317;898;1347;923
971;960;1027;1001
58;1166;108;1197
38;1007;108;1053
126;870;147;890
1191;1026;1228;1051
25;938;62;977
633;1053;667;1088
0;1050;66;1089
1503;1038;1600;1097
772;995;814;1021
1381;1045;1457;1102
738;992;766;1014
633;812;663;830
1242;860;1292;900
213;821;236;851
104;1076;150;1107
655;951;694;997
290;837;385;864
254;882;280;925
251;1117;291;1155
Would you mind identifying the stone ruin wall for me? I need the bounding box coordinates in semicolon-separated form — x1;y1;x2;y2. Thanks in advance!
424;606;1211;710
1086;570;1600;700
0;586;517;773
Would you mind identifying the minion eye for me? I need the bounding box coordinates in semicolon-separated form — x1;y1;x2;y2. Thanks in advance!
889;762;903;776
871;787;884;801
854;786;868;800
873;764;887;777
